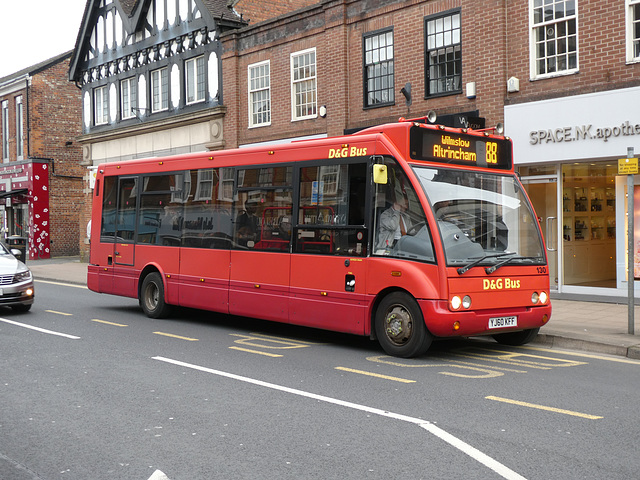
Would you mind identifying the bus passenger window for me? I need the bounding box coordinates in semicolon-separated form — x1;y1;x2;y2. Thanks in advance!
234;166;293;251
295;162;367;256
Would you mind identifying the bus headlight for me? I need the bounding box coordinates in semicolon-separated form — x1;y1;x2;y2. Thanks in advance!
531;292;539;304
451;295;472;310
539;291;548;304
462;295;472;309
451;296;462;310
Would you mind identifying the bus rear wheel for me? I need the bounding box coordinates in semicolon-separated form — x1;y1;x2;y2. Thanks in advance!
140;272;171;319
493;327;540;346
375;292;432;358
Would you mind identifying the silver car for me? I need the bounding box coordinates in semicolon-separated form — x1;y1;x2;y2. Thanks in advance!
0;243;34;312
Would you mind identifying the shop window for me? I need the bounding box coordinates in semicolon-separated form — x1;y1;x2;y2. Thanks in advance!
561;163;616;287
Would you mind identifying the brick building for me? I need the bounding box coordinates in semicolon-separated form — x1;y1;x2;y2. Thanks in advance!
0;52;84;259
71;0;640;297
220;0;640;297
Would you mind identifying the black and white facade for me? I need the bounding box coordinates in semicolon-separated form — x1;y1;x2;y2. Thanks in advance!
70;0;246;168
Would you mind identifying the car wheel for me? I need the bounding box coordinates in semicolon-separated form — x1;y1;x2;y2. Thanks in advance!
11;304;31;313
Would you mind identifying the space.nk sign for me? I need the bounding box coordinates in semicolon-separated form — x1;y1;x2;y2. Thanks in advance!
529;122;640;145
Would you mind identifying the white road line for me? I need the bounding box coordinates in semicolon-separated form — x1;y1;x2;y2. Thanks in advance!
0;317;81;339
153;356;527;480
34;279;87;289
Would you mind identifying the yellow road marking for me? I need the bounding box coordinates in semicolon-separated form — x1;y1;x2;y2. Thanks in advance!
229;346;283;357
45;310;73;316
486;396;603;419
92;319;128;327
229;333;313;349
335;367;416;383
153;332;199;341
520;345;640;365
244;332;321;345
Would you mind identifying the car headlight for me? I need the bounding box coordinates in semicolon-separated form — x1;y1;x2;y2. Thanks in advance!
14;270;32;283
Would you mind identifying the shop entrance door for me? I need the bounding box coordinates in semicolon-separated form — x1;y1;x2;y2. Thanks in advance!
521;175;559;291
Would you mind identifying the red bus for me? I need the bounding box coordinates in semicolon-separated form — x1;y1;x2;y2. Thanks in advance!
88;118;551;357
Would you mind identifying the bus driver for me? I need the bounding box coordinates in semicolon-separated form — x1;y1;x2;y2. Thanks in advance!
376;191;411;251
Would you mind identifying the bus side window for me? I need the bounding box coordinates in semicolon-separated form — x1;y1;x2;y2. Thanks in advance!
234;167;293;251
101;176;117;242
295;162;367;256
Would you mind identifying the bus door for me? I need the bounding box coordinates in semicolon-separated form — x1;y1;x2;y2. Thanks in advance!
289;162;369;335
112;176;137;295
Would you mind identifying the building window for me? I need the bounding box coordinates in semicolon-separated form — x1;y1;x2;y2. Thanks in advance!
151;67;169;112
627;0;640;62
248;61;271;127
94;86;109;125
425;10;462;96
364;29;394;108
15;96;23;159
291;48;317;121
1;100;8;161
121;78;137;120
185;56;206;105
531;0;578;78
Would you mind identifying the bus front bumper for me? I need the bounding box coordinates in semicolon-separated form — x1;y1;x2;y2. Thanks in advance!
418;299;552;338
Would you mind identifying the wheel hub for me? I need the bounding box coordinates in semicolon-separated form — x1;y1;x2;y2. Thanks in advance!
385;306;412;345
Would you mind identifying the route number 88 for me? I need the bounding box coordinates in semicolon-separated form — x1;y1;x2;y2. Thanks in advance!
486;142;498;164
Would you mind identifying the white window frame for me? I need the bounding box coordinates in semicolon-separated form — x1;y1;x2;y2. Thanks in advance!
94;85;109;125
248;60;271;128
290;48;317;121
151;67;169;113
626;0;640;63
121;77;137;120
194;168;214;201
1;100;9;162
15;96;23;160
185;56;206;105
529;0;579;80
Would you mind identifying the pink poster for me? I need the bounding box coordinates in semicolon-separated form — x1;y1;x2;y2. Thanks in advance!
634;186;640;279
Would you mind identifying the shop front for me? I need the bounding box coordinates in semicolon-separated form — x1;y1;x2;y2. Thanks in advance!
0;160;50;260
505;86;640;298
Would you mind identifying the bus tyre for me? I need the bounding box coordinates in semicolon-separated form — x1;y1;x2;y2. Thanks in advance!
493;327;540;346
140;272;171;319
375;292;432;358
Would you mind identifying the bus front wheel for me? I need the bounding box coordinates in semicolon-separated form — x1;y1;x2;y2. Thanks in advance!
493;327;539;346
375;292;432;358
140;272;171;319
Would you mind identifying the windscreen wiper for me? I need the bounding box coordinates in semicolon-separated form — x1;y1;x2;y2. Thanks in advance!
485;255;540;274
456;252;516;275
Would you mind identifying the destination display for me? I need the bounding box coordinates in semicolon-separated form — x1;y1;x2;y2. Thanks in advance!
410;127;512;169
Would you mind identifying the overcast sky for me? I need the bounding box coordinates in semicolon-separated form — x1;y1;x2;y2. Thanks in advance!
0;0;88;78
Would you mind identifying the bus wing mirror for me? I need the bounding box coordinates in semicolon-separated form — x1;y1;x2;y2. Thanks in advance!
373;164;388;184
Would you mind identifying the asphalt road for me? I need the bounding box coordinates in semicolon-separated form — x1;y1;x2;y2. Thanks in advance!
1;279;639;480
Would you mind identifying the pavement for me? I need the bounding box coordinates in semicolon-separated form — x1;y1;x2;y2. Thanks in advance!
27;256;640;360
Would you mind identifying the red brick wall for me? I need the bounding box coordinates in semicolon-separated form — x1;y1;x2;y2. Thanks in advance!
0;57;84;258
505;0;640;105
234;0;320;25
221;0;512;149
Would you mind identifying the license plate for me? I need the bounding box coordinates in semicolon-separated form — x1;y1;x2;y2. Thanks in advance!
488;316;518;329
